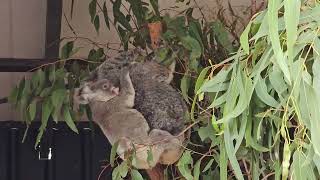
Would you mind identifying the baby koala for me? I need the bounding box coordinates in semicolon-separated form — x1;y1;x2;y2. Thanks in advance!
86;49;186;135
74;68;182;169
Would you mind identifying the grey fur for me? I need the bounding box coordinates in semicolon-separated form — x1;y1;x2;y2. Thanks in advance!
75;69;183;169
86;49;187;135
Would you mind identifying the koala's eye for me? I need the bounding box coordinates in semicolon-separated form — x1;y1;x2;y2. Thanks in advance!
102;84;109;90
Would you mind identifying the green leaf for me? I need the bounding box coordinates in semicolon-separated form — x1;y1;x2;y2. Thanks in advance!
211;21;234;53
8;86;19;105
193;159;201;180
217;70;253;124
41;99;53;127
245;109;269;152
189;21;204;53
255;75;279;107
28;100;37;121
180;74;190;103
147;148;153;167
102;2;110;29
35;99;53;148
118;26;129;50
180;36;201;61
150;0;160;16
60;41;74;59
267;0;291;85
51;89;67;107
195;67;210;94
93;15;100;33
88;0;97;22
240;21;252;55
291;150;316;180
110;141;119;167
198;67;231;94
177;150;193;180
113;0;132;32
63;106;79;134
130;169;143;180
127;0;144;26
40;87;52;98
202;159;214;172
284;0;300;64
112;161;128;180
224;125;244;180
36;69;45;95
35;129;44;149
234;112;248;152
219;140;227;180
198;124;215;142
269;66;287;95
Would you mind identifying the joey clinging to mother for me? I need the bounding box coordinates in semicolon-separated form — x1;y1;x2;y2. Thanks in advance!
74;68;183;169
86;49;188;135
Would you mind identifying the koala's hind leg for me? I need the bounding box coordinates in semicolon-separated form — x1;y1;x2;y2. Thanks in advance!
148;129;183;165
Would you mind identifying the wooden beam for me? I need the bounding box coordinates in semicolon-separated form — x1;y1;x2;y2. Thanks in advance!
0;58;51;72
45;0;63;59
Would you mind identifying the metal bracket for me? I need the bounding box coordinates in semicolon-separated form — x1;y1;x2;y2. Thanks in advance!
37;145;53;160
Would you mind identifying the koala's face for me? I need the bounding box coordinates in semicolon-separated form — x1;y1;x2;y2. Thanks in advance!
74;79;120;104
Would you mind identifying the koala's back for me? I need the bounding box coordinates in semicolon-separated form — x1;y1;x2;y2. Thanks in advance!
93;51;186;135
134;80;187;135
96;58;173;85
97;68;187;135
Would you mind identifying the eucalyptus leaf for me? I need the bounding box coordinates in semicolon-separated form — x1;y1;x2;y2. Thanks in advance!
63;106;79;134
180;74;191;103
130;169;143;180
267;0;291;84
88;0;96;22
102;2;110;29
240;21;252;55
177;150;193;180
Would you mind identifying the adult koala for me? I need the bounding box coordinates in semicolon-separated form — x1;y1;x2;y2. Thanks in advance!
85;48;188;136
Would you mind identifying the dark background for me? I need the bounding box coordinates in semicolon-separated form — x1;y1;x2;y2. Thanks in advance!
0;121;113;180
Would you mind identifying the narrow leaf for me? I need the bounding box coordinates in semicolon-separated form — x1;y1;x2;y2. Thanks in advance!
180;74;190;103
63;106;79;134
110;141;119;167
28;100;37;121
89;0;97;22
102;2;110;29
131;169;143;180
94;15;100;33
267;0;291;84
240;21;252;55
284;0;300;63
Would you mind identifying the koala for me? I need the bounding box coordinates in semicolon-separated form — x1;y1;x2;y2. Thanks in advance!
74;68;183;169
87;48;175;86
85;49;187;135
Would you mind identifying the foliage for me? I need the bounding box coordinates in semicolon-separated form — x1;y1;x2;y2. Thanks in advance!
194;0;320;179
12;0;320;179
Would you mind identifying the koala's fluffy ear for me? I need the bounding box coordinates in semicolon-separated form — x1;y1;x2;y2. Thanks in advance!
85;70;98;81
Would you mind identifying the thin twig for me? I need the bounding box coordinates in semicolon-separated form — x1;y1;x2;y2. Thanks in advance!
97;163;111;180
242;159;251;180
27;58;100;72
261;172;275;180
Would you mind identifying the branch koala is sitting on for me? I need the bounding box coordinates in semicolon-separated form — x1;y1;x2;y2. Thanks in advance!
87;49;188;136
74;67;182;169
